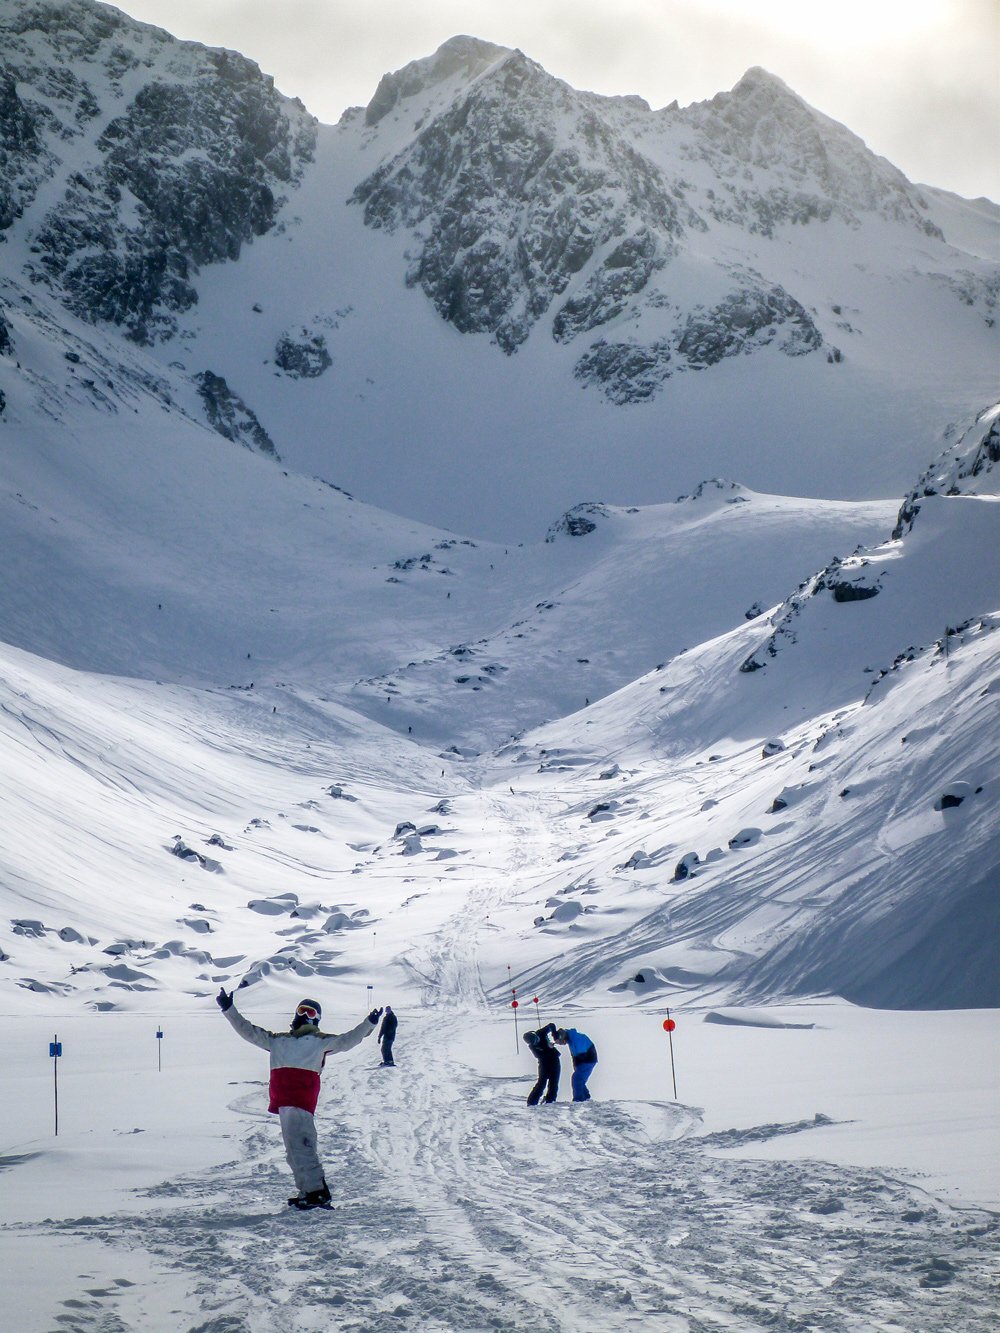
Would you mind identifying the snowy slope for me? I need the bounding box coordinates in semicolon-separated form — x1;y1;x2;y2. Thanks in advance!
0;276;896;746
2;407;996;1014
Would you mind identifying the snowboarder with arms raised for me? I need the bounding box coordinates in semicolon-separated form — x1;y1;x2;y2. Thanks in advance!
554;1026;598;1101
523;1021;560;1104
216;987;381;1209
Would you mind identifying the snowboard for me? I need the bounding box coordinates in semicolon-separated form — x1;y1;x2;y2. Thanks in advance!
285;1196;366;1213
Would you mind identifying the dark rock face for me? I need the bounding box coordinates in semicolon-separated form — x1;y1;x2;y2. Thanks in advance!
675;281;821;367
364;35;508;128
574;280;821;400
0;301;13;413
828;579;879;603
274;330;332;378
545;502;610;541
893;409;1000;537
353;51;684;356
551;228;664;344
574;340;673;404
0;304;13;356
195;371;279;458
4;0;316;342
0;62;52;230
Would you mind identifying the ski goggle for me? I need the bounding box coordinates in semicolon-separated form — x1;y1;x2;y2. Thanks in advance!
296;1004;320;1020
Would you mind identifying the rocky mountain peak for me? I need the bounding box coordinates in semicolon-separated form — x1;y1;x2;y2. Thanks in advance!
348;37;969;402
729;65;799;103
364;35;511;127
1;0;317;342
353;44;685;357
684;64;941;236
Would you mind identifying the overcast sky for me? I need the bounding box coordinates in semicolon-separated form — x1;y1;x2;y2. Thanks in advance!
114;0;999;201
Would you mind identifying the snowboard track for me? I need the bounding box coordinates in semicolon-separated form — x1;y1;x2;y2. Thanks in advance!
20;1031;1000;1333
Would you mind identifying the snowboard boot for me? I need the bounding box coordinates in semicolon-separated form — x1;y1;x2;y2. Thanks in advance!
291;1181;332;1210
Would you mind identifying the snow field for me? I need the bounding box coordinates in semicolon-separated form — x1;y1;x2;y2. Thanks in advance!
1;1006;997;1331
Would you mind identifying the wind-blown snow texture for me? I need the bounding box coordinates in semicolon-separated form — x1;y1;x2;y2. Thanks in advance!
1;3;999;1329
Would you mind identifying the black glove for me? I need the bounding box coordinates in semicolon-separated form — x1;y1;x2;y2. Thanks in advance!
216;987;233;1012
367;1006;383;1024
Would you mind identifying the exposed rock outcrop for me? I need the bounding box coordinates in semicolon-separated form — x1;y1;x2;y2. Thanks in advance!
195;370;279;458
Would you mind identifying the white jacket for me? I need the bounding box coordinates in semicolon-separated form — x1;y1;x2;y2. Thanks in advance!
223;1003;375;1112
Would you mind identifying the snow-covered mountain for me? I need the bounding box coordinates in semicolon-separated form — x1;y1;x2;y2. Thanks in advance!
1;0;997;535
2;0;998;1014
2;5;999;1325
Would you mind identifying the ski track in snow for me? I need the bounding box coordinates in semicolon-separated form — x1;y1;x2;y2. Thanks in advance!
10;830;998;1333
20;1030;999;1333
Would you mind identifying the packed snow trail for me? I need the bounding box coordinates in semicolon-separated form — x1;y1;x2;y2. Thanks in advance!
5;758;996;1330
18;1010;998;1333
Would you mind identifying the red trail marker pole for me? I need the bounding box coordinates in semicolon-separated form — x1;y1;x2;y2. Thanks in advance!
511;993;520;1051
533;996;541;1027
663;1011;678;1100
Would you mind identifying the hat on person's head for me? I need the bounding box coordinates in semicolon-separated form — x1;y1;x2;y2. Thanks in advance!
555;1028;568;1041
292;998;322;1028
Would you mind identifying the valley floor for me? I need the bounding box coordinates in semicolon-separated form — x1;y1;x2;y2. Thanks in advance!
3;997;998;1333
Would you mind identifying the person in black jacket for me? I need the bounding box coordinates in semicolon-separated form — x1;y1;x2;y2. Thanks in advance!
378;1005;398;1066
523;1021;560;1105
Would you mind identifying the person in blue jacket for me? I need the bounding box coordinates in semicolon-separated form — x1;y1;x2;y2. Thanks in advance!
554;1026;598;1101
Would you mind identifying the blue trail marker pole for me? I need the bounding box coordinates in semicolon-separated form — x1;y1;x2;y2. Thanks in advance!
367;984;374;1012
50;1035;62;1135
156;1027;163;1072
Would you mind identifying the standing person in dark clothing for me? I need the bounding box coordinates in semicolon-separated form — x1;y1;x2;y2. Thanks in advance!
523;1021;560;1105
554;1026;598;1101
378;1005;398;1066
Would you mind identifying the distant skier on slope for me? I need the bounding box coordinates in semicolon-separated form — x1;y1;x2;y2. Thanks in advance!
523;1021;560;1105
378;1005;398;1066
216;988;381;1209
553;1026;598;1102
